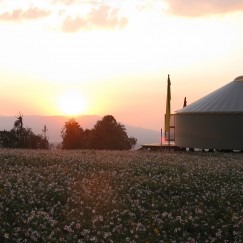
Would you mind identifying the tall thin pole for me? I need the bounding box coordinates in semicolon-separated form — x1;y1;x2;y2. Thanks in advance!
161;129;163;147
168;130;170;147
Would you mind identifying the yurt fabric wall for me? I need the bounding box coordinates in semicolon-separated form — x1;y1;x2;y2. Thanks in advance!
175;76;243;150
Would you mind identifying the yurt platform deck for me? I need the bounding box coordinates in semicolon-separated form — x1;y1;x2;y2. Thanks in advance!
140;142;181;151
140;143;243;152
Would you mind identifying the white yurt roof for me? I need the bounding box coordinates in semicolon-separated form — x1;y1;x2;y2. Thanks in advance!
177;76;243;114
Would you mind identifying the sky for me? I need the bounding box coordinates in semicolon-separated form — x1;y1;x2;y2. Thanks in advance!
1;0;243;131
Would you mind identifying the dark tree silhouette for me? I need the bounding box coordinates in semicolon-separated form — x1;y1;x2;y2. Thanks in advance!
128;136;137;149
90;115;137;150
14;112;23;130
60;115;137;150
0;113;49;149
13;112;24;146
61;118;85;149
0;130;16;148
13;112;24;147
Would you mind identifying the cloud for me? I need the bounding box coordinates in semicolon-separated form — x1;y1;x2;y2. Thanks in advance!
88;5;128;29
62;16;87;32
0;7;50;21
62;4;128;32
167;0;243;16
52;0;75;4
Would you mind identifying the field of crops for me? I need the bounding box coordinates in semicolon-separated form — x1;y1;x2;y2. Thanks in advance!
0;149;242;242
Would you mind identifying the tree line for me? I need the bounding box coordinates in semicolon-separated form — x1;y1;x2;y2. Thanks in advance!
61;115;137;150
0;114;137;150
0;113;49;149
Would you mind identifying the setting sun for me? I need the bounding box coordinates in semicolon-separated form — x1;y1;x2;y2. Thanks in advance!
1;0;243;131
58;91;87;116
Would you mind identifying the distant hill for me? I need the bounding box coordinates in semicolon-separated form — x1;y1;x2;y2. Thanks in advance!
0;115;160;149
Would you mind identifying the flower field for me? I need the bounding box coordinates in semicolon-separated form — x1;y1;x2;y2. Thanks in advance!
0;149;242;242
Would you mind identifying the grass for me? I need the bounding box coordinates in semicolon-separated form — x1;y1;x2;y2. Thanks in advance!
0;149;242;242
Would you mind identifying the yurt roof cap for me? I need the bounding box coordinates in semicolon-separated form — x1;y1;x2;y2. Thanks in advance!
176;76;243;114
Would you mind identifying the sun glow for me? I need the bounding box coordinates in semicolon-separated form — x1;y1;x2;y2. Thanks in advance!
58;91;87;116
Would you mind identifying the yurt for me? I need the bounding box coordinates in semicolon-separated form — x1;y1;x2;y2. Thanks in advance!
175;76;243;150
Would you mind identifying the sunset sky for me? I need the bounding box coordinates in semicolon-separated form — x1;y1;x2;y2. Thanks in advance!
1;0;243;131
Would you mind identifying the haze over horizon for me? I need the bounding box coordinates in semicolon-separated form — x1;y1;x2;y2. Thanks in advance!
1;0;243;131
0;114;161;148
